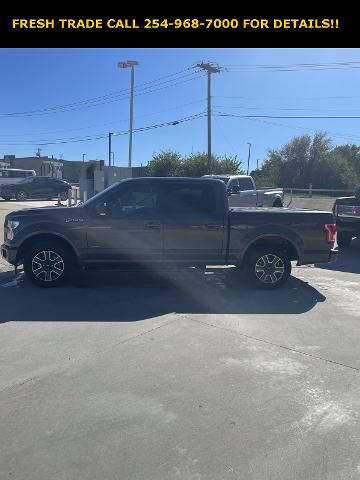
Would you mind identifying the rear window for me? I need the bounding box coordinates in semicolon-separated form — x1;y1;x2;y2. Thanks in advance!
159;183;217;214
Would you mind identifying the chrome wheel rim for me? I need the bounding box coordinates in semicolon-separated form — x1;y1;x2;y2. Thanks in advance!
31;250;64;282
255;254;285;284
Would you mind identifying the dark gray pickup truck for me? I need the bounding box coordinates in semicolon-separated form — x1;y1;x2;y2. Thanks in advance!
1;177;337;288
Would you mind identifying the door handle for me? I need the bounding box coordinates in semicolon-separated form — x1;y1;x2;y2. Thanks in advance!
145;222;161;229
206;223;221;230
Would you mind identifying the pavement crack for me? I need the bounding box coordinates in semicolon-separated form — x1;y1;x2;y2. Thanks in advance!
189;317;360;373
0;316;178;395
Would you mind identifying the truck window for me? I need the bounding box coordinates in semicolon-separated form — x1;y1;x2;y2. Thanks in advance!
159;183;216;214
107;184;158;218
228;179;239;189
238;178;254;190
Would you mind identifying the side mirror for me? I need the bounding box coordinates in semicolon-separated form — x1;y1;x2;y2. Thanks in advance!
227;186;241;195
94;202;111;217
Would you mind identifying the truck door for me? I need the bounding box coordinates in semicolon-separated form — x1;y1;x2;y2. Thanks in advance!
85;182;163;263
229;177;257;207
159;181;225;264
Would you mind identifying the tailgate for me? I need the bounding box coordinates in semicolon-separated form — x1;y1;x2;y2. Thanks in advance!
337;204;360;218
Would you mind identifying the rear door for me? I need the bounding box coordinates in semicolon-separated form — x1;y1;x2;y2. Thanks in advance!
159;181;226;263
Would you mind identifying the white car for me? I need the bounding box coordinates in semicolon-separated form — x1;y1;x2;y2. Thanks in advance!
203;175;283;207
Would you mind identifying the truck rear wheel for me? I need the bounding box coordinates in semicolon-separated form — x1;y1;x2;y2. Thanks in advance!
337;231;352;248
273;198;283;207
23;241;74;287
245;248;291;289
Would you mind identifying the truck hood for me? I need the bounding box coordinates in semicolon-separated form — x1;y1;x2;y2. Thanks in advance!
6;206;81;219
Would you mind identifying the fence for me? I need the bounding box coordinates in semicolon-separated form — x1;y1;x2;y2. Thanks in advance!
284;186;354;199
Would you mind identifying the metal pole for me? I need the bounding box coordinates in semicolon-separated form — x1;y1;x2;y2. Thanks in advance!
195;62;220;175
207;70;212;175
129;65;135;168
247;143;251;175
108;132;112;167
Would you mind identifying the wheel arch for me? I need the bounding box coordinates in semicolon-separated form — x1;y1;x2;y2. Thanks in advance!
242;234;300;264
17;233;80;265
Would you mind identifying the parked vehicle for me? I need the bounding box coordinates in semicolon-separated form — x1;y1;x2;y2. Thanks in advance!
0;169;36;186
0;176;71;201
333;187;360;247
1;177;337;288
202;175;284;207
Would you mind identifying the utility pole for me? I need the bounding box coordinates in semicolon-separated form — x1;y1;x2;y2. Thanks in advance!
246;142;252;175
112;152;115;166
108;132;113;167
196;62;221;174
118;60;139;168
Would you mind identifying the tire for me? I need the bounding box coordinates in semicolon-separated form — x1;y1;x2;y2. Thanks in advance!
60;191;68;201
23;241;74;287
245;248;291;289
337;231;352;248
15;190;28;201
273;198;283;207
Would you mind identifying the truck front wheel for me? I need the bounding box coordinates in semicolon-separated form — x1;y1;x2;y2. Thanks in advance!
23;241;74;287
245;248;291;289
337;231;352;248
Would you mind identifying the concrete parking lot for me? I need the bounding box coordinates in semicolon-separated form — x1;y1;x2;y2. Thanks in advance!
0;200;360;480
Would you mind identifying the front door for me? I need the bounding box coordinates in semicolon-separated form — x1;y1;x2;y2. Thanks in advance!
85;182;163;264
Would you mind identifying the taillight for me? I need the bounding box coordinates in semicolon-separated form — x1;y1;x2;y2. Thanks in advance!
324;224;336;243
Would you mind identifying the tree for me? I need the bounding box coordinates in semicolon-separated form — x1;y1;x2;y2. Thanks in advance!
147;150;244;177
147;150;182;177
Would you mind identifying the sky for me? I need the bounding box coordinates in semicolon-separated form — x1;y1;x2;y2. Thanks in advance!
1;48;360;172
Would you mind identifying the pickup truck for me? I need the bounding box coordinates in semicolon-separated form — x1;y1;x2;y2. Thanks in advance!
333;187;360;247
202;175;284;207
1;177;337;289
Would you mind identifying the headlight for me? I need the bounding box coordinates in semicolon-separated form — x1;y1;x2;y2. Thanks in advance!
6;220;20;240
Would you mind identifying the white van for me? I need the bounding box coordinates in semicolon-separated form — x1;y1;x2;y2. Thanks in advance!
0;169;36;186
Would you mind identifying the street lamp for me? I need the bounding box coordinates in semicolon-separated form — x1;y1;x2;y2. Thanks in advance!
246;142;252;175
112;152;115;166
117;60;139;168
82;153;86;162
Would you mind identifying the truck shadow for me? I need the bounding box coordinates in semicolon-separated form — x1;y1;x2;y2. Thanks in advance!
0;267;325;323
317;238;360;274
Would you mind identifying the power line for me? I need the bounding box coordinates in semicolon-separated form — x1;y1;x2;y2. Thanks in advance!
0;112;206;146
0;70;204;117
0;99;206;137
215;112;360;120
213;113;360;144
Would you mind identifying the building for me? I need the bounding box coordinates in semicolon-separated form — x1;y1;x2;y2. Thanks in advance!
1;155;105;183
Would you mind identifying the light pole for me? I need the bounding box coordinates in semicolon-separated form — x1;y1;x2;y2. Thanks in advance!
112;152;115;166
117;60;139;168
82;153;86;162
246;142;252;175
